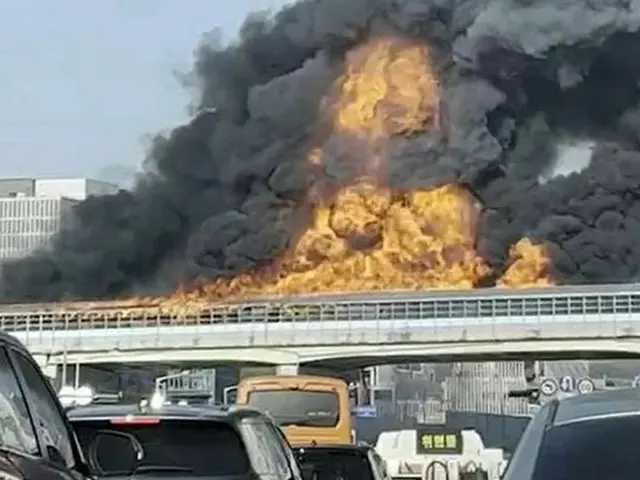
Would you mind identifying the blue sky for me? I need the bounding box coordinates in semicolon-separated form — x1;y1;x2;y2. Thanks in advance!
0;0;291;183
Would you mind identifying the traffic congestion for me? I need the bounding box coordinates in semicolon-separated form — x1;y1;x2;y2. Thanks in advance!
2;0;640;474
56;370;504;480
3;326;640;480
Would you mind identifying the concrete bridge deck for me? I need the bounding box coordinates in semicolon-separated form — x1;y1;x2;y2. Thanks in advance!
4;284;640;368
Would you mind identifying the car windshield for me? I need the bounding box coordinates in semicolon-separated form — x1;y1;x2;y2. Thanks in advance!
297;448;374;480
72;419;251;477
247;391;339;427
533;414;640;479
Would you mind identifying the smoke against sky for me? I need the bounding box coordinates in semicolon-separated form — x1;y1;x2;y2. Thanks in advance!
3;0;640;302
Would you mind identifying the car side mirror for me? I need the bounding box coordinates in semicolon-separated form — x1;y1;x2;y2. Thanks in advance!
88;430;143;476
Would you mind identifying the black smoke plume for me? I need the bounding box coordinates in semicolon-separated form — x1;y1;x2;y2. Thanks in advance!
3;0;640;302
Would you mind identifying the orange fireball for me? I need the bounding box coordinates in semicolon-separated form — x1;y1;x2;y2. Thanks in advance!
142;37;553;314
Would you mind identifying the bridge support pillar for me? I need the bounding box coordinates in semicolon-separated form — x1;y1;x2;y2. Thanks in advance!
275;364;299;376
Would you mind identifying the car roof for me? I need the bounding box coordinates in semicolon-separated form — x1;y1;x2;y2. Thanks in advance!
0;331;29;353
296;444;371;454
67;403;267;422
553;387;640;425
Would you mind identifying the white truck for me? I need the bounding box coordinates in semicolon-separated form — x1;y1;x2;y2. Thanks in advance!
375;427;507;480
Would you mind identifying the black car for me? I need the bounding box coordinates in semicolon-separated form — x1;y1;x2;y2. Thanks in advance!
67;400;305;480
294;444;390;480
503;387;640;479
0;331;92;480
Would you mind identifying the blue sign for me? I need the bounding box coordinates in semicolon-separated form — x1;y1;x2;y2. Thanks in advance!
352;405;377;418
559;375;575;393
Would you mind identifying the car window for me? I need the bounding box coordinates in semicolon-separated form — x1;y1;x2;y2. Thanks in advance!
298;449;374;480
533;414;640;480
0;348;39;456
502;402;552;480
240;418;290;480
247;391;339;427
72;419;250;477
11;350;75;468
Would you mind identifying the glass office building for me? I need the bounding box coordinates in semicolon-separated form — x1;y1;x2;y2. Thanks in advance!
0;178;118;259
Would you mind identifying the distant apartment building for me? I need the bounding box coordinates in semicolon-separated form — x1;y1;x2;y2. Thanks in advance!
0;178;118;259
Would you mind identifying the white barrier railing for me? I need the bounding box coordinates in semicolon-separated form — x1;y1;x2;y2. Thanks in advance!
1;285;640;332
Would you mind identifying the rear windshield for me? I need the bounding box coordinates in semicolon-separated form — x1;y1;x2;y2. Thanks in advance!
72;419;250;477
533;414;640;479
247;391;339;427
297;449;373;480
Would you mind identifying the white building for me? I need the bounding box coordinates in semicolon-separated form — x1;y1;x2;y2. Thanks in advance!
32;178;118;201
0;178;118;259
369;359;593;417
444;362;530;415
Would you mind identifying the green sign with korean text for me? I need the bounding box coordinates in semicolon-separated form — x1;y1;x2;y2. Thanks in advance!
415;427;463;455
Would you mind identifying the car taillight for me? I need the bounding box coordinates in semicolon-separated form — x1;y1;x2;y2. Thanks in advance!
110;417;161;425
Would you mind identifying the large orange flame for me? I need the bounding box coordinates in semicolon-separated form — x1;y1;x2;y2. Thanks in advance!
332;37;439;141
497;238;554;288
153;36;552;313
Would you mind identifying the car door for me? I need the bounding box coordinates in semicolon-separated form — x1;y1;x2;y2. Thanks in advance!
0;346;48;480
7;347;88;480
502;401;554;480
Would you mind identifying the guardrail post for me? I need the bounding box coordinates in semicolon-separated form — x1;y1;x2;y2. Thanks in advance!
60;350;68;386
74;361;80;388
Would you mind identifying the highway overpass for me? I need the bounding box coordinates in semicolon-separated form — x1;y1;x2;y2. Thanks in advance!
2;283;640;373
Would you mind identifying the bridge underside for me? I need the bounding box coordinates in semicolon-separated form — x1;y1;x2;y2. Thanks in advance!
308;350;640;370
37;338;640;371
50;353;640;377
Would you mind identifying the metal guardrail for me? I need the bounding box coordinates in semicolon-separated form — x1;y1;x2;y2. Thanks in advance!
155;370;216;397
1;285;640;332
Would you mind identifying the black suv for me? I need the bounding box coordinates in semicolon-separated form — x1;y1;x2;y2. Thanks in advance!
295;444;390;480
0;332;91;480
503;387;640;479
67;400;305;480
